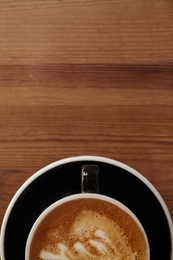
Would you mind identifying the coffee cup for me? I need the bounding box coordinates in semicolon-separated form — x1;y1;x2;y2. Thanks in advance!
1;156;172;260
25;164;150;260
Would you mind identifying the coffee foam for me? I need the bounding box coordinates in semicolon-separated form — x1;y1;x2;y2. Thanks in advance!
29;199;147;260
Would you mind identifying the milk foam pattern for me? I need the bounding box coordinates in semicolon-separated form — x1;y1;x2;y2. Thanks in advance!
31;203;147;260
40;229;138;260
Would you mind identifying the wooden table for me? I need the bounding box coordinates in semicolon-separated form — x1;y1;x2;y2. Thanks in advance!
0;0;173;228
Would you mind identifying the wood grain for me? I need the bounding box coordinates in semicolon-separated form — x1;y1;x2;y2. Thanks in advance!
0;0;173;64
0;0;173;231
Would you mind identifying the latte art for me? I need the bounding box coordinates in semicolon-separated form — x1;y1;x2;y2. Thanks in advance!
29;199;147;260
40;229;138;260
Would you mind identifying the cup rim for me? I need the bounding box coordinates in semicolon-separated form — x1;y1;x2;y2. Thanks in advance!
1;155;173;260
25;193;150;260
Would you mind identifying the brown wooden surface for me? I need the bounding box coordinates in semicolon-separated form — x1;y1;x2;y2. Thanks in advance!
0;0;173;229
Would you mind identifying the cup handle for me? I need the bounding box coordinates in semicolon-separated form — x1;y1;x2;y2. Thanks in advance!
81;165;99;193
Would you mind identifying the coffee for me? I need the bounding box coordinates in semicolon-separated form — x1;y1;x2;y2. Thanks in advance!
28;198;148;260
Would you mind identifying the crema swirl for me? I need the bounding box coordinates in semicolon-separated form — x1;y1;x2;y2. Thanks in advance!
29;199;148;260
